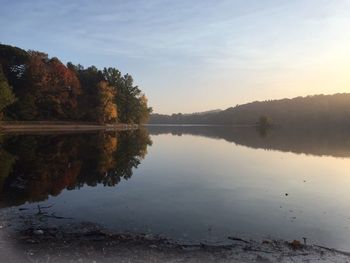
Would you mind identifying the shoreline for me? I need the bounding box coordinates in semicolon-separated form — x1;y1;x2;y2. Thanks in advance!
0;121;139;133
1;208;350;263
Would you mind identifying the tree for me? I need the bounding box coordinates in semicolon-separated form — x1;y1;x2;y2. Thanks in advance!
75;66;106;122
257;115;272;137
10;51;49;120
103;68;151;124
46;57;81;119
15;94;37;120
120;74;142;123
0;44;151;123
96;81;117;124
134;94;152;123
0;44;28;91
15;53;82;120
0;65;16;119
258;115;272;128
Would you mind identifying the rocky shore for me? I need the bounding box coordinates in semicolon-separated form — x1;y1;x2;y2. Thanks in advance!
1;207;350;263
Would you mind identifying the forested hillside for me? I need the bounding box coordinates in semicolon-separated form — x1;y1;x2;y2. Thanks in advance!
0;44;152;124
149;93;350;126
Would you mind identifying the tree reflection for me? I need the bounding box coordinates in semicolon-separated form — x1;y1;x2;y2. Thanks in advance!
0;129;152;206
147;125;350;158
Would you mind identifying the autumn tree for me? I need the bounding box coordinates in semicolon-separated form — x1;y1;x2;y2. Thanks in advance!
96;81;117;123
9;52;81;120
0;44;151;124
103;68;151;124
113;129;152;179
46;57;81;120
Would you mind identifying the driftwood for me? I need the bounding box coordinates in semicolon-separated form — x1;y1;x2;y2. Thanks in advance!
35;205;72;219
228;236;250;244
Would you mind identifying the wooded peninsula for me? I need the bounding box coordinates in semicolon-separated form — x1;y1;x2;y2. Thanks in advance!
0;44;152;124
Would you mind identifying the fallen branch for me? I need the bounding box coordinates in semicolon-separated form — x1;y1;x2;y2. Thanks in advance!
314;245;350;257
42;213;72;220
228;236;250;244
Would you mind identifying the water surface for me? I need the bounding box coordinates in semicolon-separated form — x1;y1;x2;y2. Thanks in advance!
1;126;350;251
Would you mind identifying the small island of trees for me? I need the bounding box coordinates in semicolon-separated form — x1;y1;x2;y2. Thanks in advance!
0;44;152;124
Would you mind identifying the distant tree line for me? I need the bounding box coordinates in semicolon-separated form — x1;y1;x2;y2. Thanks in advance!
149;93;350;126
0;44;152;124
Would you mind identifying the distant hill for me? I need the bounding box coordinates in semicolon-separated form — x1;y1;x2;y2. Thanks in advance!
149;93;350;126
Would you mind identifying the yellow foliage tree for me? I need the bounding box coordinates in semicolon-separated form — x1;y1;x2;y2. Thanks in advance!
97;81;117;123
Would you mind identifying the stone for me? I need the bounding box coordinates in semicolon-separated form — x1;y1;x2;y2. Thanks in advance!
33;229;44;235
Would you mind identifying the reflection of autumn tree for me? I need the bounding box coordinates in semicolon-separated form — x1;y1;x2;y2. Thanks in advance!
0;130;152;206
74;133;119;187
1;135;82;205
97;133;118;175
113;129;152;180
0;138;16;192
77;129;152;187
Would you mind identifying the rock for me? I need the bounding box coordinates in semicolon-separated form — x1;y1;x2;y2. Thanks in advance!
33;229;44;235
182;246;200;251
26;239;38;244
289;240;303;250
145;234;155;240
55;232;63;239
256;254;271;262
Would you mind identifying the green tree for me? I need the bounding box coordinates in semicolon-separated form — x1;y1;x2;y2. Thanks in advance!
257;115;272;137
134;94;152;123
0;66;16;119
75;66;106;122
258;115;272;128
0;44;28;91
15;94;37;120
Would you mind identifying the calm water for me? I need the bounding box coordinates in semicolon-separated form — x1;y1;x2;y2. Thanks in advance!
1;126;350;251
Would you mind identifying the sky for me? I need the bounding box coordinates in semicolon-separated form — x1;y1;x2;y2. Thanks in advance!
1;0;350;114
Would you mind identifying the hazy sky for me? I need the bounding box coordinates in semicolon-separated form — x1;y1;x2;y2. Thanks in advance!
1;0;350;114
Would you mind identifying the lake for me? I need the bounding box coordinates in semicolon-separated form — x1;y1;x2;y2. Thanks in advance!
1;125;350;251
